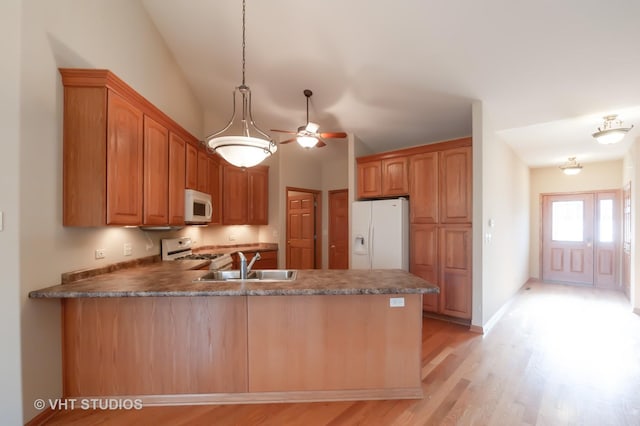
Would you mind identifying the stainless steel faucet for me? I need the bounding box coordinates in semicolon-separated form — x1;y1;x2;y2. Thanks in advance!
238;252;261;279
238;252;248;279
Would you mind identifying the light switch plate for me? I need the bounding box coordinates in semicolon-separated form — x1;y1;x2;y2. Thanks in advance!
389;297;405;308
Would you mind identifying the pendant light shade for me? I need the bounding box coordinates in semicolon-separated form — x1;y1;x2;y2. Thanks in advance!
592;115;634;144
205;0;276;168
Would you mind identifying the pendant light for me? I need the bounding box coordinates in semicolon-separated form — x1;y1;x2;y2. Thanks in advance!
205;0;276;168
559;157;583;175
592;115;634;145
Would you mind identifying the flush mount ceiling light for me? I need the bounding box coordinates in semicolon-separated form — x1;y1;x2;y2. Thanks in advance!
559;157;583;175
592;114;634;145
204;0;276;168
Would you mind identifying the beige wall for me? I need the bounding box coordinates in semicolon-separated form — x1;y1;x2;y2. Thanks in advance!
475;103;531;327
1;0;24;423
529;160;623;279
623;138;640;311
20;0;202;421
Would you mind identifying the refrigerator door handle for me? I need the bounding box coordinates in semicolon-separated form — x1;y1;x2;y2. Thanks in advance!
370;225;374;270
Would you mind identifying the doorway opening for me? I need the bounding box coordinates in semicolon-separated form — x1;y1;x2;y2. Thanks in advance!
541;190;621;289
286;187;322;269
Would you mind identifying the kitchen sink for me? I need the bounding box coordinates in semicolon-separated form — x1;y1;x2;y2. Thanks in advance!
194;269;297;282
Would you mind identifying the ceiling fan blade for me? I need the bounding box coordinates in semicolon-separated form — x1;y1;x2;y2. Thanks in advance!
316;139;327;148
270;129;297;134
319;132;347;139
279;138;297;144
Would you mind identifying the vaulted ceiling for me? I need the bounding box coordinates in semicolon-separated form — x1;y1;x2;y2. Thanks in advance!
141;0;640;167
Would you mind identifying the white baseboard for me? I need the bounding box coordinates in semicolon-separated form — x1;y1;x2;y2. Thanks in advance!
471;279;531;335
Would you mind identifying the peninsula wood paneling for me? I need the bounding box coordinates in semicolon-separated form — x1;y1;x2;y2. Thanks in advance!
62;297;248;396
247;294;422;392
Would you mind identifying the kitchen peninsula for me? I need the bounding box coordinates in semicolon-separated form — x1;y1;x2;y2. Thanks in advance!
30;260;438;405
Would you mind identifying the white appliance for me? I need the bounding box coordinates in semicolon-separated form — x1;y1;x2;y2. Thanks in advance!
351;198;409;270
184;189;212;224
161;237;233;270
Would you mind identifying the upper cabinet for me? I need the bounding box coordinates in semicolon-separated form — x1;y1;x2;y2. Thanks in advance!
185;142;198;190
60;68;200;226
439;147;472;224
356;155;409;199
143;115;169;225
409;152;439;224
168;132;186;225
222;165;269;225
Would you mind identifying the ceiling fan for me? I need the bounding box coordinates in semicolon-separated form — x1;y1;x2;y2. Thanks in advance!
271;89;347;148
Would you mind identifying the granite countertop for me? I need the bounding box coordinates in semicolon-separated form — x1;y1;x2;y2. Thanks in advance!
29;263;439;299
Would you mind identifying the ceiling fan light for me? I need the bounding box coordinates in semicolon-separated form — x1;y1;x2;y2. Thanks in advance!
305;122;320;133
296;135;319;148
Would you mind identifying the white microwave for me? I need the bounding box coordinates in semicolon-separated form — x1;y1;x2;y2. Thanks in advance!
184;189;212;224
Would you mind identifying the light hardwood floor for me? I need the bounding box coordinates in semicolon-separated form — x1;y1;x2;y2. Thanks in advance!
35;280;640;425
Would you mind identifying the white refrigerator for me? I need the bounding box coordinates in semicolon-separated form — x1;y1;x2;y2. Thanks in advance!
351;198;409;270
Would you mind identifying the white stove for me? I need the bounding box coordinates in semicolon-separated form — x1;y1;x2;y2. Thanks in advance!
161;237;233;270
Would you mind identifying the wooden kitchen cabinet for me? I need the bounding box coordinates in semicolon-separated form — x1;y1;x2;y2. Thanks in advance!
356;156;408;199
62;82;144;226
357;160;382;198
410;224;439;313
409;152;439;223
143;116;169;225
60;68;201;227
247;167;269;224
185;141;198;190
197;148;210;194
440;146;472;223
439;225;472;319
208;155;222;225
168;132;186;225
222;165;269;225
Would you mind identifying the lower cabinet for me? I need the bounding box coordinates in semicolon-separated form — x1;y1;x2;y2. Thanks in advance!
410;224;472;320
231;250;277;270
62;297;248;395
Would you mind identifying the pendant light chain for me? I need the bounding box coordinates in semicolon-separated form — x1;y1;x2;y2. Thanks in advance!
241;0;246;86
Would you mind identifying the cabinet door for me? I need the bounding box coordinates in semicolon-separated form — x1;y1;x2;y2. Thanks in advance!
357;160;382;199
439;225;472;319
197;149;210;194
222;166;248;225
410;224;439;312
409;152;439;223
106;91;143;225
168;132;186;225
209;155;221;225
440;147;472;223
185;142;198;190
381;157;408;196
248;166;269;225
143;116;169;225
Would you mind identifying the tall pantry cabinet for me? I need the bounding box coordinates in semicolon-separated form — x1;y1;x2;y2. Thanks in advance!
409;141;472;320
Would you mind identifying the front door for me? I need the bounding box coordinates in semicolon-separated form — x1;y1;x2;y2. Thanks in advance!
542;191;620;288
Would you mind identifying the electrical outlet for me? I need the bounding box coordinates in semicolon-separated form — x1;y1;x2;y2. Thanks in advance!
95;249;106;259
123;243;132;256
389;297;405;308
